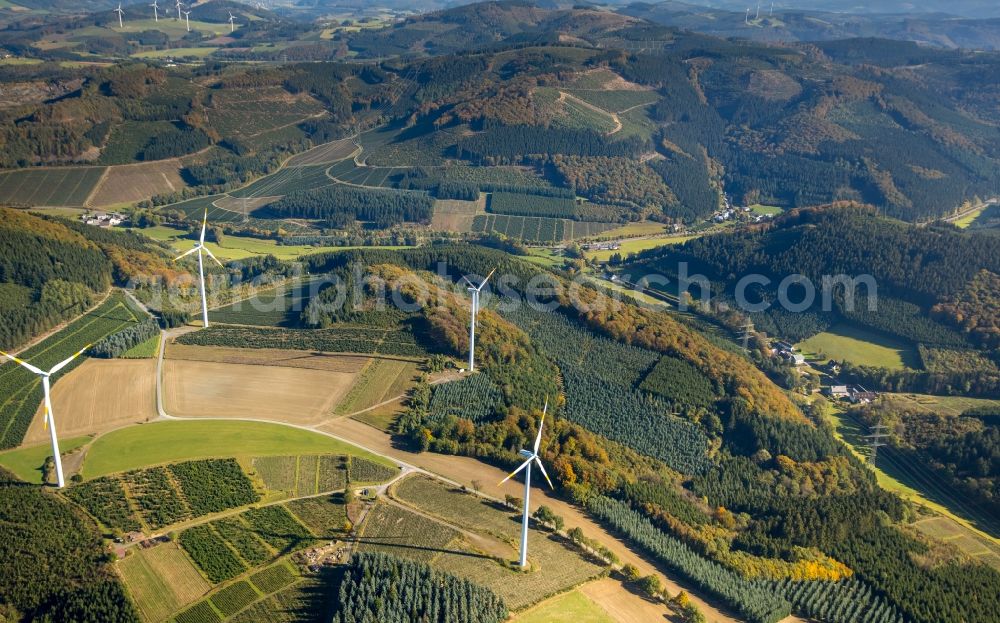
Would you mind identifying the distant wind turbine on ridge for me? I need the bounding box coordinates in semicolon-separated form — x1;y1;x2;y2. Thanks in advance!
151;0;159;21
174;209;223;328
114;2;125;28
228;10;236;32
0;346;91;488
462;268;495;372
499;399;554;569
182;9;191;31
175;0;183;21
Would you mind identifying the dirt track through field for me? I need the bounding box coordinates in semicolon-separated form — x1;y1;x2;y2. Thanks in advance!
24;359;157;444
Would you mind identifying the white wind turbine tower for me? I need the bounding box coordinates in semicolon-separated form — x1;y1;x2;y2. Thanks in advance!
151;0;158;21
175;0;183;20
174;209;224;328
114;3;125;28
228;11;236;32
499;400;553;569
182;10;191;31
0;346;91;488
462;268;495;372
745;7;750;24
755;0;760;20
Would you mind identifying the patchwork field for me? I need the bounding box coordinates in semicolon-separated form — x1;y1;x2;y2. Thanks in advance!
82;419;393;478
394;475;606;610
430;196;485;232
0;292;142;449
912;516;1000;571
0;166;106;206
23;358;157;444
88;160;187;207
285;137;357;167
118;542;211;623
162;359;358;423
335;357;420;416
798;323;920;370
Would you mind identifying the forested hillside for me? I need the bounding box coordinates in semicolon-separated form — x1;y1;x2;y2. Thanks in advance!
296;244;1000;623
633;205;1000;395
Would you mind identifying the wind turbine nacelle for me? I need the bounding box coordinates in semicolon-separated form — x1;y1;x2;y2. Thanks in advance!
519;449;535;459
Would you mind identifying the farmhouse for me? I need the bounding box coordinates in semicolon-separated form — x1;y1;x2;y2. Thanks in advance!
825;385;850;398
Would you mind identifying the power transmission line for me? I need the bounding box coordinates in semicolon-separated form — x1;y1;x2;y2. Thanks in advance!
863;422;889;466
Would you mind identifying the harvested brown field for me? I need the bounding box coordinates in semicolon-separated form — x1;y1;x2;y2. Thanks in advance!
166;343;370;373
431;196;485;232
163;359;358;424
577;578;672;622
913;516;1000;571
24;359;156;444
88;160;188;207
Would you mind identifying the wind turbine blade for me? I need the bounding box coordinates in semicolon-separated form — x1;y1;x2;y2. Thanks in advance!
174;246;199;261
498;457;532;486
534;456;554;489
533;399;547;454
460;275;474;288
200;209;208;244
477;267;497;290
202;246;225;268
0;351;44;376
48;344;91;375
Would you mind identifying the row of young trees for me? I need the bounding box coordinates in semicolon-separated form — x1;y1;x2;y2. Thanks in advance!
90;317;159;358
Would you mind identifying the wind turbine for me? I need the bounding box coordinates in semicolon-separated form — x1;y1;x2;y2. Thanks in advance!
745;7;750;24
228;11;236;32
461;268;495;372
174;209;223;328
499;400;553;569
182;9;191;31
151;0;158;21
755;0;760;20
0;346;91;488
114;3;125;28
175;0;183;20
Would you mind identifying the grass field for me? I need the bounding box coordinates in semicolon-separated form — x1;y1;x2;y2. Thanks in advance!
118;542;211;623
88;160;187;207
23;358;157;445
349;399;405;432
584;235;697;262
162;358;361;423
122;335;161;359
335;357;419;416
82;420;393;478
134;226;321;261
0;292;142;449
798;323;919;369
0;435;90;483
0;166;106;206
749;204;784;216
585;220;669;238
513;589;614;622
